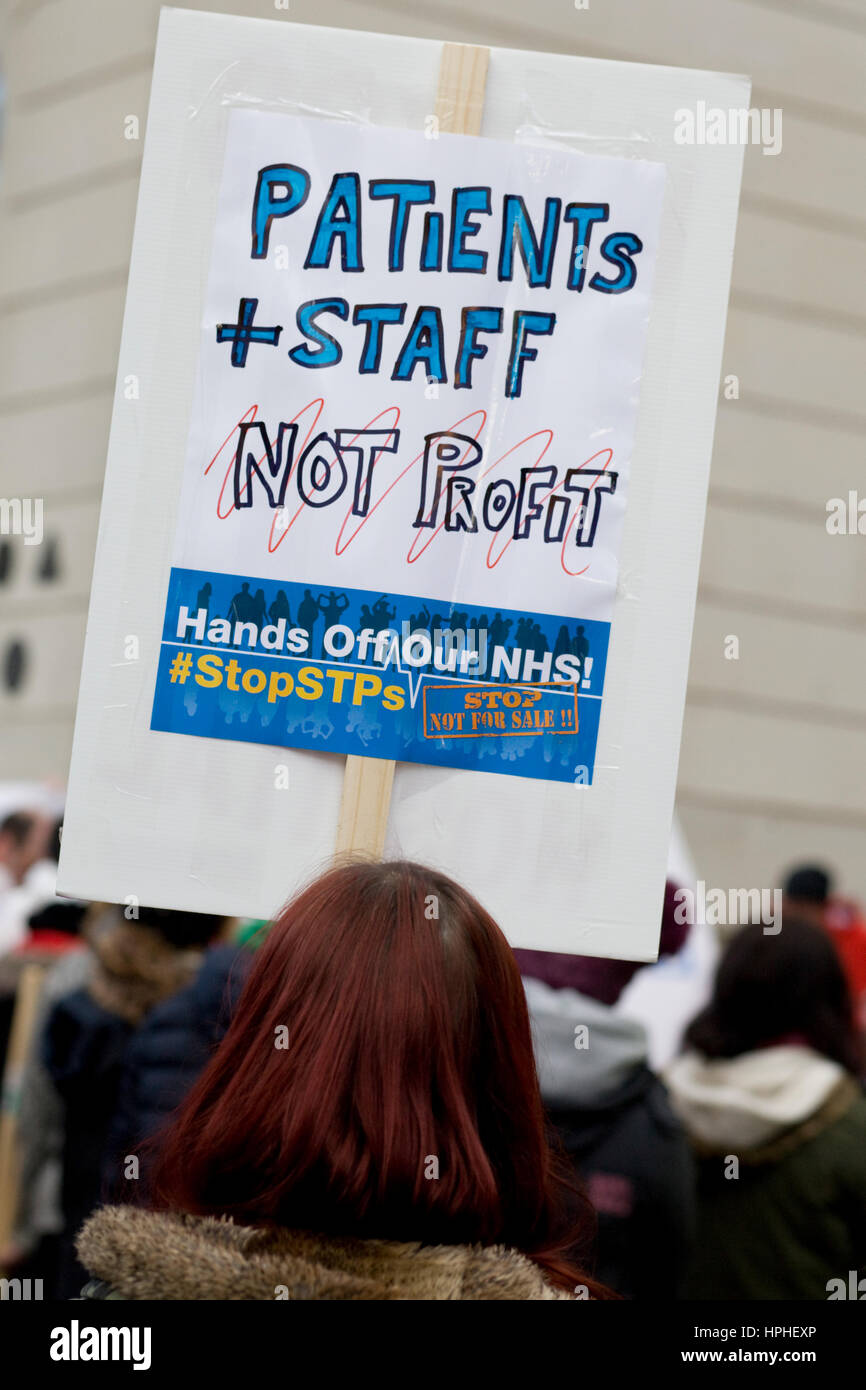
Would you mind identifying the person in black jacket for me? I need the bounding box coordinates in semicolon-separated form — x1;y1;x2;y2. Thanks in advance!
514;882;695;1299
41;904;228;1298
103;941;252;1195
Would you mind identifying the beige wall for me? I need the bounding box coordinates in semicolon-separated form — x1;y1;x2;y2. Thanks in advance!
1;0;863;898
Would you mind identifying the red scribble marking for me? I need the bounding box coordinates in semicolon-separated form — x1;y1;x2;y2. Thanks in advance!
204;404;258;476
334;407;402;555
208;399;325;524
406;431;615;577
203;399;614;579
216;407;267;519
406;410;487;565
482;431;555;570
266;397;326;551
558;448;615;577
207;404;258;520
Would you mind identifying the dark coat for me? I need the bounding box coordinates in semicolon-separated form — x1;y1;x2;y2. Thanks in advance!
103;944;250;1191
682;1076;866;1300
522;976;695;1300
40;921;229;1297
549;1065;695;1299
42;988;134;1241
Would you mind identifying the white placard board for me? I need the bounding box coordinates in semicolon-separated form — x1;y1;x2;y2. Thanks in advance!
58;8;749;960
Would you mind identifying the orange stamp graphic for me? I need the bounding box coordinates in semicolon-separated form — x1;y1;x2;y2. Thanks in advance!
422;682;579;739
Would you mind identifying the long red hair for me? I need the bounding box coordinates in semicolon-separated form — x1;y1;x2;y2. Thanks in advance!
149;859;605;1295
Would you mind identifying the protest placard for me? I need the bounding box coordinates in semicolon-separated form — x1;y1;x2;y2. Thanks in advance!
57;10;749;958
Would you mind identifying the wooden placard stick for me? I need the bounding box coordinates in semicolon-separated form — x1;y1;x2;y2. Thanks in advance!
334;41;491;860
0;964;46;1251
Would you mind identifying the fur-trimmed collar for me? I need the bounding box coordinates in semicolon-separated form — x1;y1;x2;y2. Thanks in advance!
77;1206;571;1301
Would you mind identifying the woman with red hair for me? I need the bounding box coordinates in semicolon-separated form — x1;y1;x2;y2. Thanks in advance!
76;860;603;1300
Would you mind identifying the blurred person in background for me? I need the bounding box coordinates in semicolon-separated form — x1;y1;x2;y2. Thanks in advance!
666;918;866;1299
0;819;84;1064
40;903;229;1298
514;881;695;1299
0;920;91;1294
0;894;87;1065
784;863;866;1034
76;861;609;1301
0;810;54;953
0;898;243;1293
0;824;88;1291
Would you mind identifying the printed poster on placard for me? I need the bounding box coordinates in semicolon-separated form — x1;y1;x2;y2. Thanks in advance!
150;110;665;784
